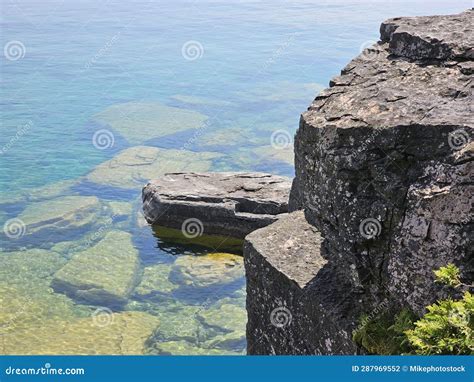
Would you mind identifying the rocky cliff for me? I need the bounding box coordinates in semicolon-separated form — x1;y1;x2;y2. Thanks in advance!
245;10;473;354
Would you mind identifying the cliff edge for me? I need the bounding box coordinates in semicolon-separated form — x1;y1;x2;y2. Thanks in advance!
245;9;473;354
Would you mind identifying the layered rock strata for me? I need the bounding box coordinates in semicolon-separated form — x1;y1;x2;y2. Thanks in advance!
142;172;291;238
245;10;473;354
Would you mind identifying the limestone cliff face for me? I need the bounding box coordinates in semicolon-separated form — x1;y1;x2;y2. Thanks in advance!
245;10;473;355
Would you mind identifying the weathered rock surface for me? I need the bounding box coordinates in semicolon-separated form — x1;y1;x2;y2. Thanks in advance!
245;211;358;354
142;172;291;238
246;10;473;355
51;231;140;307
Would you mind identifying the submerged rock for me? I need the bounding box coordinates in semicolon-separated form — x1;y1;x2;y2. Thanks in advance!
142;172;291;238
86;146;222;189
93;101;208;145
146;340;238;355
51;231;140;307
9;196;102;245
2;311;159;355
171;253;244;288
134;263;179;296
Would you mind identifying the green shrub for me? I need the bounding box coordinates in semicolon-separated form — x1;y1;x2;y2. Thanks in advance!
353;309;416;354
405;292;473;355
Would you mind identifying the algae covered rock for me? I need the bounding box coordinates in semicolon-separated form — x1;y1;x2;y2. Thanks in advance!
1;311;159;355
51;231;140;307
93;101;208;145
86;146;222;189
171;253;244;288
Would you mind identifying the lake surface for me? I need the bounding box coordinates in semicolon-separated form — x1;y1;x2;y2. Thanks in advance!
0;0;469;355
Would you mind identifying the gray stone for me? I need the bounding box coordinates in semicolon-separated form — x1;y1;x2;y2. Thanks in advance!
380;9;473;60
246;9;473;355
142;172;291;238
244;211;359;355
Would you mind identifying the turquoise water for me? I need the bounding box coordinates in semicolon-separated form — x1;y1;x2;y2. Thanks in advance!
0;0;469;355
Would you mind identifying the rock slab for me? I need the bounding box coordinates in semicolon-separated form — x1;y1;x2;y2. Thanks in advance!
142;172;291;238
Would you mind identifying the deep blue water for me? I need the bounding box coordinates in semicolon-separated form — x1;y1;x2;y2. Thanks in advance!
0;0;470;355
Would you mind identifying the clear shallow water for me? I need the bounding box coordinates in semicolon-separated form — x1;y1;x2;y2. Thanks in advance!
0;0;469;355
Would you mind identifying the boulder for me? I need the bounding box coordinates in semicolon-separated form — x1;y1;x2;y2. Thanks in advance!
51;231;140;307
142;172;291;238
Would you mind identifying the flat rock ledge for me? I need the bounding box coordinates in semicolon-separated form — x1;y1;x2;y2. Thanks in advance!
142;172;291;239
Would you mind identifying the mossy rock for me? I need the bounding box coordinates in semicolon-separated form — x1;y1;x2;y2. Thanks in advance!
171;253;244;289
93;101;208;145
86;146;222;189
1;311;159;355
153;225;243;253
51;231;140;307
